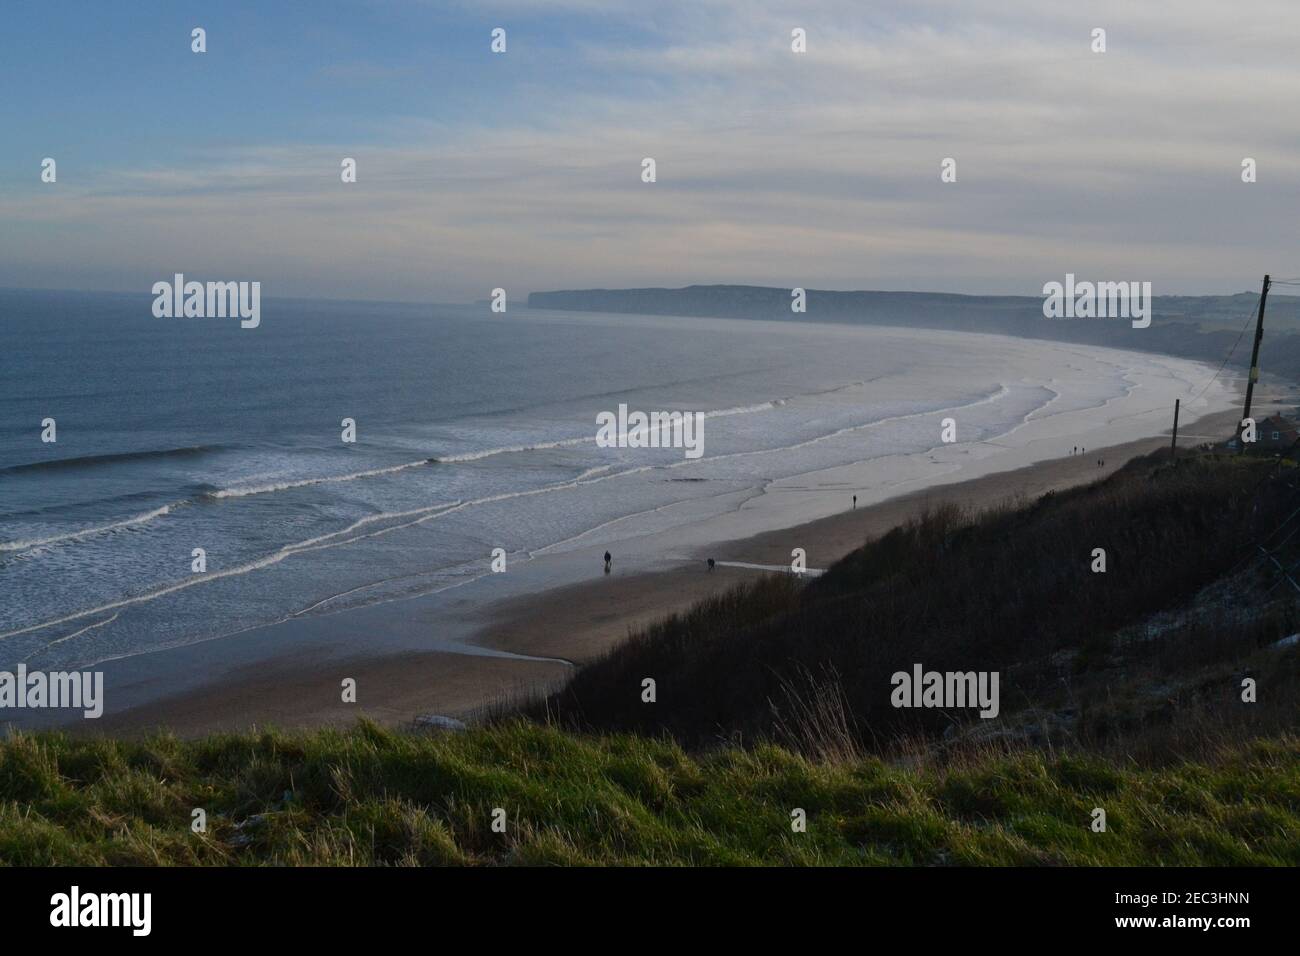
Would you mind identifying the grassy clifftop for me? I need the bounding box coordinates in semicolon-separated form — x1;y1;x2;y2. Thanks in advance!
1;721;1296;866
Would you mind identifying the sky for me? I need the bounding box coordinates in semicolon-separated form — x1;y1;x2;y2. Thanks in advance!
3;0;1299;303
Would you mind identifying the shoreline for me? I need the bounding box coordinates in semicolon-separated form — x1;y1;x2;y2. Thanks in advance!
75;405;1262;739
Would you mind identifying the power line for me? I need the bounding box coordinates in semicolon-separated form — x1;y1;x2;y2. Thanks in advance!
1189;298;1260;402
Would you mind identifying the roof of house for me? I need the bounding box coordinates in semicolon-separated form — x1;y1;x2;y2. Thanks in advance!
1261;414;1298;433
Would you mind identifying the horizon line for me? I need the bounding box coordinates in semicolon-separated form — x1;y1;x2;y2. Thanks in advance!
0;282;1288;309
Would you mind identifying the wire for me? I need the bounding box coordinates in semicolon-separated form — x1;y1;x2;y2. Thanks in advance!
1189;298;1260;402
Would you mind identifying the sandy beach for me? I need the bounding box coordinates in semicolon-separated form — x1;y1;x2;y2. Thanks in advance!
76;403;1269;739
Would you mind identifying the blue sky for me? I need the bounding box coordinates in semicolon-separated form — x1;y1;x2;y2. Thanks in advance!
3;2;649;174
4;1;1299;301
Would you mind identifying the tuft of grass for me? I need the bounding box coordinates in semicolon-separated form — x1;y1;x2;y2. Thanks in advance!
0;721;1294;866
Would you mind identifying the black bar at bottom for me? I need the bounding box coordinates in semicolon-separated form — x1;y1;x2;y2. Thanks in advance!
0;866;1285;942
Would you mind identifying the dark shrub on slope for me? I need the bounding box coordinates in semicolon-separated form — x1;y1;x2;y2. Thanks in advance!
530;454;1298;751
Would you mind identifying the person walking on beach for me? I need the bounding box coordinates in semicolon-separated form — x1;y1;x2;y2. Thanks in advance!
707;558;715;571
604;550;612;574
852;495;857;510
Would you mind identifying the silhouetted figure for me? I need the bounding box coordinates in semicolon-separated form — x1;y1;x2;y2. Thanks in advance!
852;495;857;510
707;558;716;571
604;550;612;574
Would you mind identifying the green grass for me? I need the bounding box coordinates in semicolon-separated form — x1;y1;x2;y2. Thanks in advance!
1;720;1295;866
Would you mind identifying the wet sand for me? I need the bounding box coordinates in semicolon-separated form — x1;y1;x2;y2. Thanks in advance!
82;407;1253;738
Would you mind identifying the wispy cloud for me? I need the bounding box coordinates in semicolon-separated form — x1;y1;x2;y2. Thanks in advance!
4;1;1297;300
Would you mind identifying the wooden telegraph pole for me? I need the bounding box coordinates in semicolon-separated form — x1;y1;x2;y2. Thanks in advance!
1239;274;1272;449
1171;398;1180;460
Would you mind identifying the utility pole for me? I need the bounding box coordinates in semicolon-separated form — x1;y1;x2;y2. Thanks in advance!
1171;398;1180;460
1239;274;1272;449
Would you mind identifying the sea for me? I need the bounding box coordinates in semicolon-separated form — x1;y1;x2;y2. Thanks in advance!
0;288;1235;672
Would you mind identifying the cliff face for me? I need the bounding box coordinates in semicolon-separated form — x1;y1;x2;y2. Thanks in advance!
527;285;1300;374
528;453;1300;758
